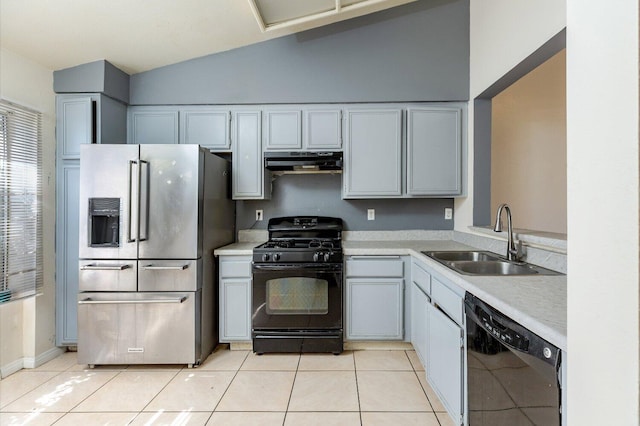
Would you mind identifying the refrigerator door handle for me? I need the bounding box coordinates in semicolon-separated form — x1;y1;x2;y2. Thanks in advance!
127;160;138;243
138;159;149;242
78;296;188;305
141;264;189;271
80;264;131;271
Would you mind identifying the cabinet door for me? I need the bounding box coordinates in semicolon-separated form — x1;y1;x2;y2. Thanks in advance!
406;107;462;196
55;161;80;345
128;106;179;144
428;303;463;425
303;108;342;150
180;108;231;151
344;109;402;198
411;281;429;370
232;110;269;199
263;110;302;150
219;279;251;341
346;278;403;340
56;96;94;159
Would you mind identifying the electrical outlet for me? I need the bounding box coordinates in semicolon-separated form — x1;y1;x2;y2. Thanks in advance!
444;207;453;220
256;210;263;221
367;209;375;220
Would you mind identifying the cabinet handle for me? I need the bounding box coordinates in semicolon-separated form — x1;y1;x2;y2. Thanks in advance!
142;264;189;271
81;264;131;271
79;296;187;305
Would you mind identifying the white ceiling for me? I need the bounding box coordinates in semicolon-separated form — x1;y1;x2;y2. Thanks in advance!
0;0;415;75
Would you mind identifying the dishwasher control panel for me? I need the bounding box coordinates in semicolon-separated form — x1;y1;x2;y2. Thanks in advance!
478;308;530;351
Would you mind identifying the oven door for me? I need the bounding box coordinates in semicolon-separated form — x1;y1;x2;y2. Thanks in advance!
252;263;342;330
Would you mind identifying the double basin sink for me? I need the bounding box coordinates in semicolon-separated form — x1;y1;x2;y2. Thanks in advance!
423;250;562;276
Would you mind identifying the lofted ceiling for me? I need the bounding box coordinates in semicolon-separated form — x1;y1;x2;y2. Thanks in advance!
0;0;416;75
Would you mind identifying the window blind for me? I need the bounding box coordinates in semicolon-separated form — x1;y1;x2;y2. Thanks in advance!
0;99;43;302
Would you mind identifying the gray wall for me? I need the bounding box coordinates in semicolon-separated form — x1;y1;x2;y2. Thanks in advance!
130;0;469;105
235;174;454;230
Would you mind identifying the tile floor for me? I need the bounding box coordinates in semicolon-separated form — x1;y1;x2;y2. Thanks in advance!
0;348;455;426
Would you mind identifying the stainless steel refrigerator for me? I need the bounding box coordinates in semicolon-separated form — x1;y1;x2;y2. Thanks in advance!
77;144;234;367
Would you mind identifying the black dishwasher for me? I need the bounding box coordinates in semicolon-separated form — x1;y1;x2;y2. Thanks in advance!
465;293;561;425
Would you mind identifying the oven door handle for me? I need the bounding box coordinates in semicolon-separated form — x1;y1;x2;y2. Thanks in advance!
252;263;343;271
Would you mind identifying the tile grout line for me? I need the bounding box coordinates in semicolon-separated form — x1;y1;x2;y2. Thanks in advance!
210;350;249;415
353;351;364;426
281;354;302;426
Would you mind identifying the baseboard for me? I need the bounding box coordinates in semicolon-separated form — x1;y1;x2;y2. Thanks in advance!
1;358;25;378
23;346;65;369
1;347;65;378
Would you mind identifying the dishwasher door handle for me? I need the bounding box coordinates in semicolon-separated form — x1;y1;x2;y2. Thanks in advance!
78;296;187;305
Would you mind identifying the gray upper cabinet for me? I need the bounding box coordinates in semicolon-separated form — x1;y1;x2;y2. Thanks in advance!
263;109;302;150
343;109;403;198
128;106;179;144
180;108;231;151
232;110;270;200
407;107;462;196
303;108;342;150
56;94;127;158
57;96;94;158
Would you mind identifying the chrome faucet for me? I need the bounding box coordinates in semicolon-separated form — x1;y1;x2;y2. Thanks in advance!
493;203;520;261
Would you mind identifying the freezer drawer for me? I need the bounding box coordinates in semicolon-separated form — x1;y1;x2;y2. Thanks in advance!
138;259;200;291
77;291;200;366
79;260;137;292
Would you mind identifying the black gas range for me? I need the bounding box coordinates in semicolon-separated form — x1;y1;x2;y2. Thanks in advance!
253;216;343;264
251;216;344;354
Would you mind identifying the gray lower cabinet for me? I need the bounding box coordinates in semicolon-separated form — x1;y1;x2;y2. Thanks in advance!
406;107;462;196
428;302;464;425
128;106;179;144
219;256;252;342
55;94;127;346
232;110;270;200
345;256;404;340
343;109;403;198
410;258;431;370
55;161;80;345
426;274;465;425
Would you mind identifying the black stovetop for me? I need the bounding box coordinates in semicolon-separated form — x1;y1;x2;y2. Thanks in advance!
253;216;343;264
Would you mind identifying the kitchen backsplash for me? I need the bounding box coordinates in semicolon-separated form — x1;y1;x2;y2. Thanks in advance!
235;173;455;231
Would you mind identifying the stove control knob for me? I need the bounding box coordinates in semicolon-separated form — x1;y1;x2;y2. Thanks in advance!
262;253;270;262
323;252;331;262
313;252;321;262
273;253;281;262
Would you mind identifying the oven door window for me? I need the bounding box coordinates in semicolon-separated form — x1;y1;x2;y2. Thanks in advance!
266;277;329;315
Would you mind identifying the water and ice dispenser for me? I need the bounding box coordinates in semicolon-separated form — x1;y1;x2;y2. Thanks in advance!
88;198;120;247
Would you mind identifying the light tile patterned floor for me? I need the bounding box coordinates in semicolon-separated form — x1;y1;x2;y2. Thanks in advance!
0;348;455;426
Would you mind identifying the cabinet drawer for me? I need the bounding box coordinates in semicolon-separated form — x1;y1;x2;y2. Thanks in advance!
220;257;252;278
411;260;431;295
346;257;404;278
431;277;464;326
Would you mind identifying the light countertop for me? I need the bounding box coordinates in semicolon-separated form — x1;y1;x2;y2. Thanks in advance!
215;237;567;351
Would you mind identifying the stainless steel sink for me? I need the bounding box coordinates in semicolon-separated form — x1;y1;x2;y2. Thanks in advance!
422;250;562;276
423;250;501;263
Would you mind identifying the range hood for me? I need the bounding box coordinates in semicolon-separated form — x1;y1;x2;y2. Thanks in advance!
264;151;343;174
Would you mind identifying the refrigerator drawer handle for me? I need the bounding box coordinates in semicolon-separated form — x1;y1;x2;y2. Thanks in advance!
142;264;189;271
78;296;187;305
80;264;131;271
